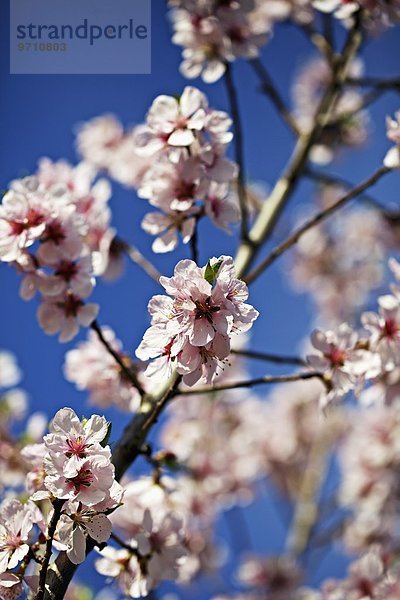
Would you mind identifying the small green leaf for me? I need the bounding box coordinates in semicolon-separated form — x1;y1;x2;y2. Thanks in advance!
100;422;112;448
204;259;223;285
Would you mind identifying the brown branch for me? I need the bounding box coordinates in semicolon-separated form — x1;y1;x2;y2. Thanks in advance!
116;238;162;284
91;320;145;397
176;371;323;396
244;165;391;285
304;167;389;212
34;500;65;600
231;348;306;367
346;76;400;91
224;63;250;241
249;58;301;136
234;15;364;279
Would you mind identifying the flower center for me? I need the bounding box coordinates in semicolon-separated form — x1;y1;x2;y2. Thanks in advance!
194;297;220;324
326;346;346;367
67;467;94;492
65;435;87;459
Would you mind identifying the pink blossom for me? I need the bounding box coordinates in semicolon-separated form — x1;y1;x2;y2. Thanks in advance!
0;499;34;574
141;210;197;254
384;111;400;168
0;189;47;262
95;546;148;598
362;294;400;370
43;407;110;477
169;2;270;83
57;504;113;564
307;323;379;407
136;257;258;386
37;292;99;343
44;454;115;506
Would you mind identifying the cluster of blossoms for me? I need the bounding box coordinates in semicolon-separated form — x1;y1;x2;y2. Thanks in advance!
299;546;400;600
77;87;239;254
161;385;266;506
306;258;400;408
0;158;122;342
168;0;272;83
0;407;121;598
292;57;369;165
95;475;214;597
136;256;258;386
313;0;400;29
288;185;398;324
339;402;400;552
64;326;149;413
214;547;400;600
23;408;122;566
212;554;303;600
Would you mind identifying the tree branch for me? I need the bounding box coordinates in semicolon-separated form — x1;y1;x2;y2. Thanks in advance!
34;500;65;600
231;348;306;366
304;166;389;212
346;76;400;91
224;63;250;241
234;16;364;279
249;58;301;136
244;165;391;285
176;371;323;396
91;320;145;397
116;238;162;284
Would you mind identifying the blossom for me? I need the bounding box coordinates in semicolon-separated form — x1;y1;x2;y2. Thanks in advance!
44;453;115;506
43;407;110;477
0;499;34;574
169;1;271;83
141;210;197;254
95;546;148;598
362;294;400;370
136;256;258;386
292;57;369;164
0;189;47;262
307;323;379;407
237;554;302;599
57;504;113;564
0;158;121;342
37;292;99;343
0;352;21;389
384;110;400;168
134;86;220;153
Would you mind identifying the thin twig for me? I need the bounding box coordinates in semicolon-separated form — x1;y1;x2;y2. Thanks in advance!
34;499;64;600
231;348;306;366
91;320;145;397
116;238;162;284
176;371;323;396
244;165;391;285
346;76;400;91
224;63;250;241
249;58;300;136
304;167;389;212
190;221;199;263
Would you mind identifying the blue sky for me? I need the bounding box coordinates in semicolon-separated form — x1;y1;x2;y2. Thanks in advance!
1;0;400;597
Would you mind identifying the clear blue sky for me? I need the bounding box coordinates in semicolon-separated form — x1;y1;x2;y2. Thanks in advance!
1;1;400;597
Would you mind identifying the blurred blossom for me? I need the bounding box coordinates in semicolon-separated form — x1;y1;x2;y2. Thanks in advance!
292;57;369;164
